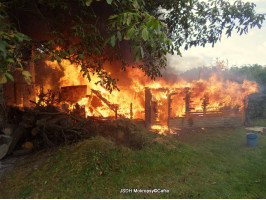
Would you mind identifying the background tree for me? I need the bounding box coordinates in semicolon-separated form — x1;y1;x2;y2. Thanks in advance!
231;64;266;120
231;64;266;93
0;0;265;91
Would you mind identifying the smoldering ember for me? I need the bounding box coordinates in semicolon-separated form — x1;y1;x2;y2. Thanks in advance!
1;0;266;199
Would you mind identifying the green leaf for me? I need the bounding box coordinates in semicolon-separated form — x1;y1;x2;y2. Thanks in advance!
147;20;155;28
127;14;131;25
104;38;110;46
0;74;7;84
117;31;122;41
5;72;14;81
110;35;116;47
123;13;127;25
126;27;135;40
85;0;93;6
140;46;144;58
22;70;32;84
32;54;42;60
0;41;7;53
135;52;140;64
132;46;139;57
108;14;118;20
142;28;149;41
154;22;161;32
15;32;30;42
22;70;31;77
6;58;15;63
132;1;139;9
78;54;84;59
106;0;113;4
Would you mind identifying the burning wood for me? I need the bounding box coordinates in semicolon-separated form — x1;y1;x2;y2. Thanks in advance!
72;103;86;118
32;88;59;110
61;85;87;103
40;60;258;130
201;94;210;115
91;89;119;119
183;87;194;117
0;104;150;160
2;59;259;136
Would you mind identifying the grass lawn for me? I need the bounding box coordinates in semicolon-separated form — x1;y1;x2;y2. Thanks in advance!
0;127;265;198
250;118;266;127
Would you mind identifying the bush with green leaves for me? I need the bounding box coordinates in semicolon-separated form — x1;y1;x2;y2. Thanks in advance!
0;6;31;84
0;0;264;91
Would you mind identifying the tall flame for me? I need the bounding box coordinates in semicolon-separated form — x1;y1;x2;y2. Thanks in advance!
44;60;258;134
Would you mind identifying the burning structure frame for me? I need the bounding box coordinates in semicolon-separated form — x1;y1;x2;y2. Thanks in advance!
145;87;245;131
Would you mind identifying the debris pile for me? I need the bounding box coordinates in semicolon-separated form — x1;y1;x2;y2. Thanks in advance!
0;106;148;160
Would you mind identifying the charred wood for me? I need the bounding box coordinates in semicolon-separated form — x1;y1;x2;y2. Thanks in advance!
0;135;12;159
91;89;119;115
6;123;28;156
1;102;146;159
0;106;99;159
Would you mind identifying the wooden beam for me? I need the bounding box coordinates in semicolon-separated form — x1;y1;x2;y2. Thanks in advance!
91;89;119;117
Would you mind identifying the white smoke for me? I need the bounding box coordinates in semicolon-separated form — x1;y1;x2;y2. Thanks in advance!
166;53;212;73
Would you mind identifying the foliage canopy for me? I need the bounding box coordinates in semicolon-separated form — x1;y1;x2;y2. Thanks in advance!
0;0;265;91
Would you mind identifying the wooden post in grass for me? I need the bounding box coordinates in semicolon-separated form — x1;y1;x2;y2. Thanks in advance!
242;95;249;125
130;103;133;119
115;105;118;120
145;87;152;129
167;92;177;129
167;94;172;129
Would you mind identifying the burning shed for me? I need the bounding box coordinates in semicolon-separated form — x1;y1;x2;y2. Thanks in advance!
1;0;263;137
1;59;258;135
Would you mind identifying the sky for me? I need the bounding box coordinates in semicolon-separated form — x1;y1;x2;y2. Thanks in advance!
168;0;266;72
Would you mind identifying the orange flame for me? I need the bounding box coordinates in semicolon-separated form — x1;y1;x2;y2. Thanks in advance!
44;60;258;134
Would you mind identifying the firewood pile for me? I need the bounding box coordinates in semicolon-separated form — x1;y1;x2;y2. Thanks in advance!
0;106;148;160
0;106;100;160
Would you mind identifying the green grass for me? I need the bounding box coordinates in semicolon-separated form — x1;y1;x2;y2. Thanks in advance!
0;127;266;198
250;118;266;127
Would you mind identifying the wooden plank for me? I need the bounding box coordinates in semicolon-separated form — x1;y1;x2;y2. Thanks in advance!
61;85;87;103
150;88;169;92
